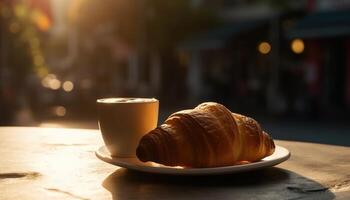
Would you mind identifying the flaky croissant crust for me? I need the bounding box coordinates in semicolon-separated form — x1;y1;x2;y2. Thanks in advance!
137;102;275;168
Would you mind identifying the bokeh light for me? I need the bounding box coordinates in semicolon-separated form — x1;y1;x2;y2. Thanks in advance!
41;74;61;90
62;81;74;92
32;11;51;32
291;38;305;54
49;79;61;90
54;106;66;117
258;42;271;55
14;4;26;18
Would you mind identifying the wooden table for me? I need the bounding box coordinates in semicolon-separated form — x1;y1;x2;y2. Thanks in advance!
0;127;349;200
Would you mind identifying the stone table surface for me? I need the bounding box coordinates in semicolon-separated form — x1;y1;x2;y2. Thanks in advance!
0;127;349;200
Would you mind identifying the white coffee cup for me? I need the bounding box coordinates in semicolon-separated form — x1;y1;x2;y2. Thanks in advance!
97;98;159;157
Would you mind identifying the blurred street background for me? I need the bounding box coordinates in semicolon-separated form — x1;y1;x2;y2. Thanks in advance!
1;0;350;146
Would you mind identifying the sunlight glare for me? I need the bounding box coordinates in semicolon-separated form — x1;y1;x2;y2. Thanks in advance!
150;162;184;169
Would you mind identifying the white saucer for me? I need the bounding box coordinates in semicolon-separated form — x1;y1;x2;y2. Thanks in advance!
95;145;290;175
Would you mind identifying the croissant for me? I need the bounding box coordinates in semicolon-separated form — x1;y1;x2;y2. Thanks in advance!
136;102;275;168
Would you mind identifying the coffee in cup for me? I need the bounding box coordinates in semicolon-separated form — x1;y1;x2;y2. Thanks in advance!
97;98;159;157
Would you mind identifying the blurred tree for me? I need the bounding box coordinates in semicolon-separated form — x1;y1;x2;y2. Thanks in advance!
0;0;51;124
1;0;51;79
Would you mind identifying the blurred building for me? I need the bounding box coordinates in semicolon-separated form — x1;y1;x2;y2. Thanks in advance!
288;1;350;115
179;0;350;116
179;1;302;112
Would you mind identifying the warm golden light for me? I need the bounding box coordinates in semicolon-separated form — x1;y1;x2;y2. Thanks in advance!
149;162;184;169
49;79;61;90
36;67;48;78
291;38;305;54
41;78;49;88
32;11;51;32
41;74;56;88
258;42;271;54
47;74;56;79
41;74;63;90
62;81;74;92
54;106;66;117
14;4;26;18
67;0;83;24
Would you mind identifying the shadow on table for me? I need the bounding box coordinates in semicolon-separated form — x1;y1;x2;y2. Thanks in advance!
102;167;335;200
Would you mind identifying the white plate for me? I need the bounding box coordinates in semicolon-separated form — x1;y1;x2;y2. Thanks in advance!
95;145;290;175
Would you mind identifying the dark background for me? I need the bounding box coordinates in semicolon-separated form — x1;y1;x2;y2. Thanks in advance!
1;0;350;146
